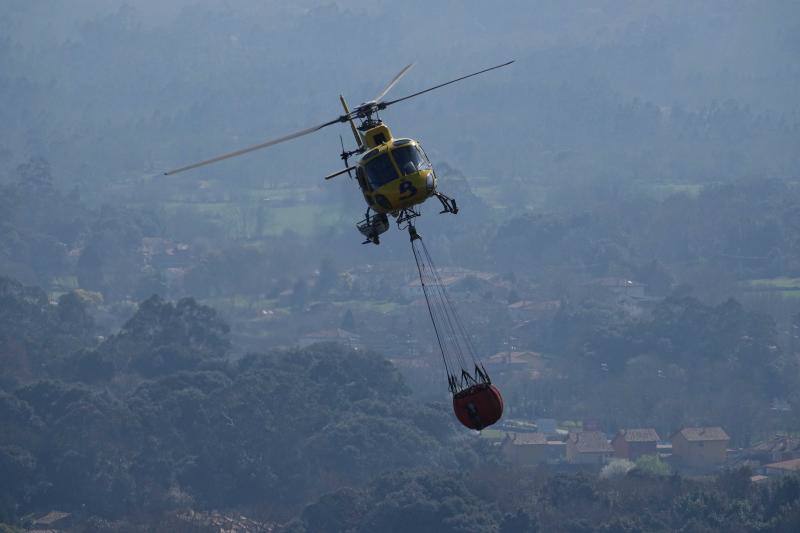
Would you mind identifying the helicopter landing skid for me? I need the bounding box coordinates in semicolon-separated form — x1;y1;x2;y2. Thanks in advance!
356;196;457;245
435;192;459;214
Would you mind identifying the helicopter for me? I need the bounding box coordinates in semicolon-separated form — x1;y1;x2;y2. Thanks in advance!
165;60;514;244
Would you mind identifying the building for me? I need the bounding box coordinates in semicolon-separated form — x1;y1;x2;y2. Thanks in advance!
507;299;561;321
402;268;504;301
591;277;646;298
763;458;800;477
566;431;614;465
502;432;549;465
298;328;361;349
174;509;272;532
31;511;72;530
612;428;660;460
536;418;558;437
748;435;800;464
670;427;730;468
485;350;544;378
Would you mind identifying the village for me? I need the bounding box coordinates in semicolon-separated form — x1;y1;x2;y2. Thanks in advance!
128;239;800;475
281;266;800;485
134;234;652;360
493;421;800;482
15;224;798;533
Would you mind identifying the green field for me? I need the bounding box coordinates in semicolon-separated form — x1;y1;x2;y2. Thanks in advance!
748;277;800;289
333;300;402;314
744;278;800;298
479;428;505;440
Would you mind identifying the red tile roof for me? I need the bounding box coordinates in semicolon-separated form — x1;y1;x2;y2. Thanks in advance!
615;428;660;443
765;458;800;472
751;436;800;453
673;427;730;442
569;431;613;453
33;511;71;526
509;432;548;445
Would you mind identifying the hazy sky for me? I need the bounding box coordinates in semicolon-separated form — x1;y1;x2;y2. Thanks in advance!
2;1;798;185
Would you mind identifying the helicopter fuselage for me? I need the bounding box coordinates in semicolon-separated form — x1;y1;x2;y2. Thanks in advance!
354;124;437;214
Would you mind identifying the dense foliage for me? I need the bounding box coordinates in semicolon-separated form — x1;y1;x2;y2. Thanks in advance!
517;295;800;445
490;179;800;283
0;276;95;388
1;278;799;530
283;467;800;533
0;287;467;522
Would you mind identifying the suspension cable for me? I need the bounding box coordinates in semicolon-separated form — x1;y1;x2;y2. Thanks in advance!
410;235;455;389
409;225;489;393
418;240;479;368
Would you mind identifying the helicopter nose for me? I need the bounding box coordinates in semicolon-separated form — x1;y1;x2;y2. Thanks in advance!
426;172;435;193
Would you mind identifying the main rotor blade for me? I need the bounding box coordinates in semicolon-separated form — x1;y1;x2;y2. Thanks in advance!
380;60;514;109
164;116;345;175
373;63;415;103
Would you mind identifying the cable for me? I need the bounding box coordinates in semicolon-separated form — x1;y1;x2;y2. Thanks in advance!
411;237;454;389
409;228;490;394
420;240;477;368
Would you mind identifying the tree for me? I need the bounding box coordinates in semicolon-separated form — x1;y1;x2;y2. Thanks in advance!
314;257;337;298
340;309;356;331
634;455;670;477
0;277;97;383
601;459;635;479
290;279;308;310
499;510;538;533
97;295;230;378
15;157;53;191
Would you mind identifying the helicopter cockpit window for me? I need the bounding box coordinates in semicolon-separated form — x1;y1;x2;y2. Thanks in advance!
356;166;370;191
364;153;398;189
391;145;431;176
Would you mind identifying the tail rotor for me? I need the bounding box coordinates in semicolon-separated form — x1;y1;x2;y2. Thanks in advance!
339;134;353;179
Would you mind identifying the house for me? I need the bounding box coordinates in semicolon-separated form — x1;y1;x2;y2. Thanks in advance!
31;511;72;530
763;458;800;477
485;351;544;378
585;278;650;317
502;432;549;465
591;277;646;298
748;435;800;464
566;431;614;465
402;268;509;301
402;271;466;300
174;509;272;532
670;427;730;468
298;328;361;349
612;428;660;460
507;299;561;321
486;350;535;368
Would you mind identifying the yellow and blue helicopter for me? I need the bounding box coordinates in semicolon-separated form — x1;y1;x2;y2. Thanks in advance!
165;60;513;244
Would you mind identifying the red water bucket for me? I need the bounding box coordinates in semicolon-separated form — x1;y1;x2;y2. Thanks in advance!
452;383;504;430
